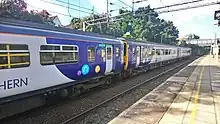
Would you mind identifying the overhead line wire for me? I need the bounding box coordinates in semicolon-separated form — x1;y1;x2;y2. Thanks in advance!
86;0;219;25
27;3;72;17
54;0;99;14
117;0;132;8
39;0;94;15
157;1;219;14
154;0;205;10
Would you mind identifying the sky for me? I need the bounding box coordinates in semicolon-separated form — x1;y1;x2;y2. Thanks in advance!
25;0;220;39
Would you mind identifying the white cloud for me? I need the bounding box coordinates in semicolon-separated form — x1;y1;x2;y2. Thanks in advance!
25;0;71;25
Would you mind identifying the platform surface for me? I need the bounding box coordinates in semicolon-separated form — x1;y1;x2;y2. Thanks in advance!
108;55;220;124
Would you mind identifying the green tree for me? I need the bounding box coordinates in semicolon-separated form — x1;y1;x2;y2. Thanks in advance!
185;33;200;40
69;5;179;45
0;0;55;25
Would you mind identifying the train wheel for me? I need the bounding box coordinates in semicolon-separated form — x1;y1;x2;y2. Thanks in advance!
71;87;81;97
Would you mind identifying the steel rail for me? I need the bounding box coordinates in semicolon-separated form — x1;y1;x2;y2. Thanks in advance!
61;60;191;124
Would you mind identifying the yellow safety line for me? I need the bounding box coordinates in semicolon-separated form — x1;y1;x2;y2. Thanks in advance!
190;66;205;124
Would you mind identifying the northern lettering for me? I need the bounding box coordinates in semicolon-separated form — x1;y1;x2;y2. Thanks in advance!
0;78;28;90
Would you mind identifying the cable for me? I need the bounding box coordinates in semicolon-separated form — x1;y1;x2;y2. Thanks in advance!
133;0;148;4
55;0;99;14
27;3;72;17
157;1;219;14
154;0;205;10
110;7;129;12
110;2;126;9
39;0;94;14
86;0;219;26
85;12;130;24
117;0;132;8
67;0;70;16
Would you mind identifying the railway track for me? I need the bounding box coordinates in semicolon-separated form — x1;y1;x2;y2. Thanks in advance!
60;59;192;124
2;58;195;124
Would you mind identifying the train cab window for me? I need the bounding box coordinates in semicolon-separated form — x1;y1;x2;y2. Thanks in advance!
0;44;30;69
107;47;112;60
88;47;96;62
40;45;78;65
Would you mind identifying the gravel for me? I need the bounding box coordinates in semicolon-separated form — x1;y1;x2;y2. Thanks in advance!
2;58;195;124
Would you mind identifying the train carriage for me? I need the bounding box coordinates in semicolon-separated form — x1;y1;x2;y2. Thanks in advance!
0;19;192;119
0;23;126;101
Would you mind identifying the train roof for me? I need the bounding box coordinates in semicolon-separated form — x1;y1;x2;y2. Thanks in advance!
0;18;191;49
0;17;118;39
0;18;122;44
125;38;184;48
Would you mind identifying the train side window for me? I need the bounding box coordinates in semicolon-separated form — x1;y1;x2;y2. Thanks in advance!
151;49;155;55
41;45;60;50
40;52;54;65
136;47;140;57
0;44;30;70
59;46;78;64
132;47;135;55
40;45;78;65
107;47;112;60
141;47;145;60
161;49;164;55
88;47;96;62
116;47;120;57
165;49;168;55
156;49;160;55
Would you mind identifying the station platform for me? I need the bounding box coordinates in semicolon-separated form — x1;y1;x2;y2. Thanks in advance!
108;55;220;124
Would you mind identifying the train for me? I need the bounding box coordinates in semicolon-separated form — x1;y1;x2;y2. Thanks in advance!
0;19;191;119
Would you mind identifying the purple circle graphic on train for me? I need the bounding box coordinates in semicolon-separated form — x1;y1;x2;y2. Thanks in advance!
82;64;90;75
77;70;82;76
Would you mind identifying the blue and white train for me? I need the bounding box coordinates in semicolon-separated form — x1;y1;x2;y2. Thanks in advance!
0;19;191;119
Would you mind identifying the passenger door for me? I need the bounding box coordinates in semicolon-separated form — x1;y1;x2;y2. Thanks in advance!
136;46;141;67
105;45;113;73
177;48;180;58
